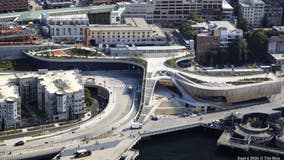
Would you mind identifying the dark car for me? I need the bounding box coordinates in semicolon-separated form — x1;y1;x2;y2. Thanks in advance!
14;141;24;146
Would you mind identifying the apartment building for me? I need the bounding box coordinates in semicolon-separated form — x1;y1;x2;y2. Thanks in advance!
0;84;21;129
0;70;85;129
46;14;89;43
89;18;167;46
0;0;29;13
238;0;265;28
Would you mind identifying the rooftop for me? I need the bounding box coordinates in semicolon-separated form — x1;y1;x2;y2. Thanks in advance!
222;0;233;9
0;5;115;22
239;0;265;7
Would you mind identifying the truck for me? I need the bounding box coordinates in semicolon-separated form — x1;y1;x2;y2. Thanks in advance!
131;122;142;129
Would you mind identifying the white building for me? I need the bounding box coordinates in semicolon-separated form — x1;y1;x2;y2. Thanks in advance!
222;0;234;20
0;70;85;128
239;0;265;28
0;83;21;129
210;21;243;48
89;18;167;46
110;6;125;24
193;21;243;48
46;14;89;43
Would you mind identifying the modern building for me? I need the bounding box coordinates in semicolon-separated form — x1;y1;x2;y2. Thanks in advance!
89;18;167;46
44;0;77;9
0;0;29;13
238;0;265;28
194;21;243;64
46;14;89;43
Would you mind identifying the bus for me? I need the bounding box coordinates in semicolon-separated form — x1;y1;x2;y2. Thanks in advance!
74;149;92;158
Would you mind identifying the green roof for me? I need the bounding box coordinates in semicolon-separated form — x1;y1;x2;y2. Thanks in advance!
0;5;115;22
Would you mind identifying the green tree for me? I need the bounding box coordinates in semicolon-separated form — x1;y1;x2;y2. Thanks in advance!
247;29;267;62
237;18;251;32
179;23;196;39
84;88;92;107
189;12;204;23
228;37;248;64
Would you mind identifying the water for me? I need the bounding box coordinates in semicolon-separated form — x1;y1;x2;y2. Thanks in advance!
134;127;282;160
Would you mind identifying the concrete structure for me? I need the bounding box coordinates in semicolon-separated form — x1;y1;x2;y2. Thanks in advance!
175;73;281;105
92;0;124;5
89;18;167;46
0;0;29;13
238;0;265;28
110;6;125;24
44;0;77;9
46;14;89;43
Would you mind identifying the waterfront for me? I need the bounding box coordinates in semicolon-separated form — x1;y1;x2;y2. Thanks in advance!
134;127;282;160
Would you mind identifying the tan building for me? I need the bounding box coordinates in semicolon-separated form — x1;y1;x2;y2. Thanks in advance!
89;18;167;46
0;0;29;13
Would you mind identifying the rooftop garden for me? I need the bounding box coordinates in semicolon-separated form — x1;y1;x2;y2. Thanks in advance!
226;77;271;86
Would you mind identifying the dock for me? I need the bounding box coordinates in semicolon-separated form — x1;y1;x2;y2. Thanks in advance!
217;131;284;155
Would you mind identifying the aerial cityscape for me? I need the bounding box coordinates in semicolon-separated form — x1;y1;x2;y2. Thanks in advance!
0;0;284;160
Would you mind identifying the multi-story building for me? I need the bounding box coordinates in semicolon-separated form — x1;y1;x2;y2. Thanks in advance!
121;1;154;24
0;70;85;129
222;0;234;20
46;14;89;43
89;18;167;46
0;0;29;13
268;35;284;70
44;0;77;9
263;0;283;27
0;83;21;129
238;0;265;28
152;0;223;26
194;21;243;64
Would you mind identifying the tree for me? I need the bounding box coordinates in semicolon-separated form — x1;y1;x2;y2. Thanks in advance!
179;23;196;40
1;117;5;131
237;18;251;32
188;12;204;23
228;37;248;65
247;29;267;62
